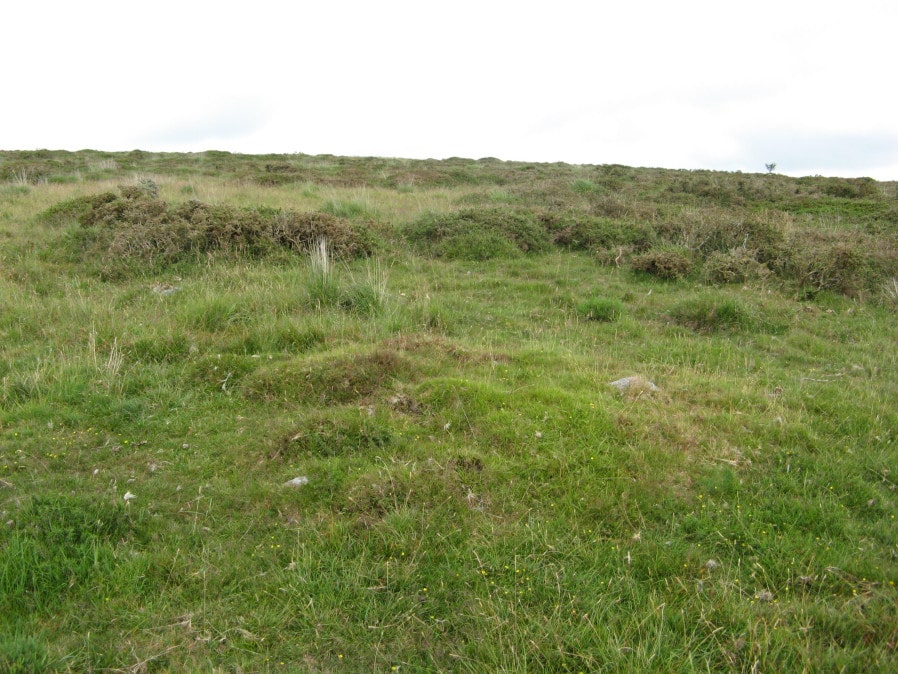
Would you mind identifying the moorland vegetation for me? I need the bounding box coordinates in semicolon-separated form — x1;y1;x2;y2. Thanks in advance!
1;149;896;671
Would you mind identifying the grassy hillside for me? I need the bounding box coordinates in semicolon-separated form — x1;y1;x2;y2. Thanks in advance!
1;150;896;672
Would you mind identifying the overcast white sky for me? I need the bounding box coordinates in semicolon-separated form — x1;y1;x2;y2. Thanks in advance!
4;1;897;179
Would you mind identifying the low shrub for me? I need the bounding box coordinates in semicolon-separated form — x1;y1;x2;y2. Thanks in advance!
880;277;898;307
404;208;551;259
185;353;262;391
50;186;378;275
632;248;693;280
703;248;772;284
541;212;656;252
439;229;522;260
781;230;872;297
820;177;879;199
36;192;117;227
654;208;788;265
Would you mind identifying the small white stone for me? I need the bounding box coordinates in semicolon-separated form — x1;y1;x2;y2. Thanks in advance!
123;491;136;502
285;476;309;487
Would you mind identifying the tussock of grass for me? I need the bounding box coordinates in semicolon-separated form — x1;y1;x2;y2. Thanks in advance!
576;296;624;322
0;637;56;673
670;295;750;332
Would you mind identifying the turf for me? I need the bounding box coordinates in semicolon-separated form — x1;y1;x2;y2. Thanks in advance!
0;150;896;672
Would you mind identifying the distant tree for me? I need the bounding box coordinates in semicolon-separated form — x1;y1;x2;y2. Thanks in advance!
765;162;777;174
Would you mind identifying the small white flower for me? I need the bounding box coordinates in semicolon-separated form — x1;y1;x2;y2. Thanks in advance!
123;491;136;502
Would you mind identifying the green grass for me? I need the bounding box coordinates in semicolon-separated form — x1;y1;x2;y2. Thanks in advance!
576;296;624;322
0;150;897;671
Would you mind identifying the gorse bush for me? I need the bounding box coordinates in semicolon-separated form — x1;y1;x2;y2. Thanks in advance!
29;169;896;299
820;177;880;199
439;228;523;260
242;347;413;405
781;230;874;297
571;179;600;195
539;212;656;252
881;277;898;307
404;207;551;259
703;248;772;284
46;186;377;275
652;208;788;264
631;248;694;280
36;192;118;227
697;214;787;265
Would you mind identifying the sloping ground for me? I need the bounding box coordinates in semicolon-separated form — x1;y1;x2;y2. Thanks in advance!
0;152;896;671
